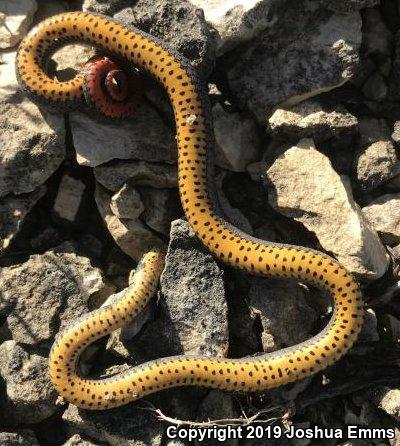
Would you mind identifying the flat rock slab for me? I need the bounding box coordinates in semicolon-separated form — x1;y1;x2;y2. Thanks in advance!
266;138;389;280
268;101;358;143
159;219;229;356
362;194;400;246
0;243;104;345
0;341;57;425
62;404;163;446
226;0;361;121
70;102;176;167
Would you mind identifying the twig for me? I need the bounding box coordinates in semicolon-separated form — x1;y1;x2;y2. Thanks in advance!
137;401;283;426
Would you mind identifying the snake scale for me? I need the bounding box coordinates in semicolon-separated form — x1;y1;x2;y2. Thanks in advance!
15;12;365;410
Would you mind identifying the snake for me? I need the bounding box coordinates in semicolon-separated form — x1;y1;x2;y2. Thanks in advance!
16;11;365;411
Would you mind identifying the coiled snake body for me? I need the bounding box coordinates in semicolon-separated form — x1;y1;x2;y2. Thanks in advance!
16;12;364;410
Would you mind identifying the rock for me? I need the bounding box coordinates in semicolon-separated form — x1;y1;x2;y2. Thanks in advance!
0;341;57;425
226;0;361;122
0;186;46;254
0;430;39;446
29;226;62;251
362;194;400;246
0;51;19;100
266;138;389;279
51;44;96;82
389;31;400;101
158;219;228;356
196;391;239;446
53;175;86;223
62;404;163;446
85;0;216;76
362;8;393;58
0;0;37;49
358;117;391;147
190;0;276;55
247;161;268;182
0;242;104;345
62;434;102;446
392;121;400;144
354;140;400;191
372;387;400;421
94;160;178;192
0;91;65;197
381;314;400;343
384;175;400;192
95;184;165;261
34;0;68;23
350;56;377;88
318;0;379;12
70;102;176;167
140;187;181;235
351;308;379;355
212;103;261;171
249;276;317;352
215;171;253;235
268;101;358;143
362;72;388;101
110;183;144;220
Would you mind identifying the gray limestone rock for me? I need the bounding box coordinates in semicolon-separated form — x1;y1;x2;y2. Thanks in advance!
268;101;358;143
62;404;163;446
362;194;400;246
249;277;318;352
0;95;65;198
372;387;400;422
0;341;58;425
389;31;400;101
0;243;104;345
110;183;145;220
53;175;86;223
139;187;181;236
0;430;39;446
226;0;361;122
62;434;102;446
362;8;393;58
266;139;389;279
318;0;379;12
189;0;277;55
159;219;229;356
358;117;391;147
0;186;46;254
354;140;400;191
362;72;388;101
212;103;262;172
